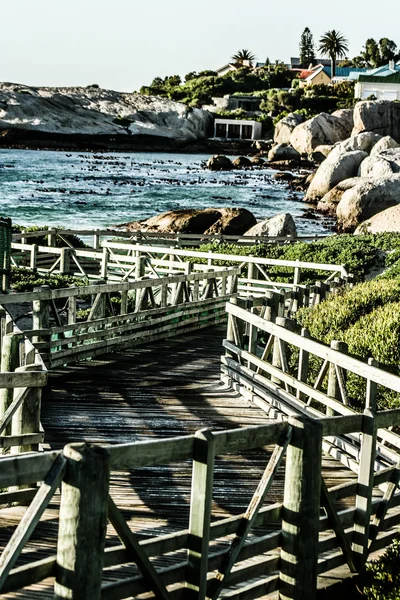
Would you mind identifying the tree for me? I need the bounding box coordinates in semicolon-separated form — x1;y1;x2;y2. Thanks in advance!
231;49;256;66
318;30;349;79
299;27;316;67
379;38;399;63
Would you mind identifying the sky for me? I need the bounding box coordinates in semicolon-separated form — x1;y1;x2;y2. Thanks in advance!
1;0;399;92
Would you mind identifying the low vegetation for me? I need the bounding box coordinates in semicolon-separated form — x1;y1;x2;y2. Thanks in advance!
363;537;400;599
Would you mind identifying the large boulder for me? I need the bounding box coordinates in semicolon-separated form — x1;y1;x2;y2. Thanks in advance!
274;112;304;145
290;112;351;156
312;145;334;162
204;208;257;235
206;155;233;170
244;213;297;237
359;148;400;178
370;135;400;155
331;108;354;134
0;83;212;142
334;132;382;154
317;178;360;216
352;101;400;141
336;174;400;231
268;143;300;163
120;207;257;235
306;150;368;201
355;204;400;234
232;156;252;168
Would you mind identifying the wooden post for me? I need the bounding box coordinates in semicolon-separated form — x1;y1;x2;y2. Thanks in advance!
0;333;23;426
326;340;348;416
120;290;128;315
248;305;258;371
297;328;310;401
293;262;300;286
186;429;215;600
93;229;100;251
60;248;71;275
30;244;38;271
11;364;43;455
352;357;378;570
100;247;109;279
280;416;322;600
272;317;294;387
47;228;56;247
54;443;110;600
68;295;77;325
135;255;146;280
32;286;50;346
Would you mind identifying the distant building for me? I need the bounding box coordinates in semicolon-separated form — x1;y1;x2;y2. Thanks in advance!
288;57;331;69
215;60;252;77
354;61;400;100
298;64;368;87
213;119;262;140
204;95;262;114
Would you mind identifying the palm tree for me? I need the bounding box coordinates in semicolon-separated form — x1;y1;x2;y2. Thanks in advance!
231;49;256;66
318;30;349;79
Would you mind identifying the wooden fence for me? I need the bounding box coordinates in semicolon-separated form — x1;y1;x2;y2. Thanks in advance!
11;235;349;297
1;411;400;599
221;300;400;572
0;266;240;368
12;227;328;249
0;307;47;491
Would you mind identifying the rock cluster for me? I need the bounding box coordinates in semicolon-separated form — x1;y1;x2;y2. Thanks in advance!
267;100;400;233
119;208;297;238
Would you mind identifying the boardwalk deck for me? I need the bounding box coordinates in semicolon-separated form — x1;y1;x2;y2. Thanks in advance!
0;326;359;599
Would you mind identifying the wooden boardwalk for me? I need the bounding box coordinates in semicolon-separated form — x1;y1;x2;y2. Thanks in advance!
0;326;359;599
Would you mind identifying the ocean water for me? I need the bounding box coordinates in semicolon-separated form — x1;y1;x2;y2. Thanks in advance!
0;149;332;235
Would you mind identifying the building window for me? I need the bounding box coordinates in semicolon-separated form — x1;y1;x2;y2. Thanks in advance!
227;124;241;139
242;125;253;139
215;123;227;138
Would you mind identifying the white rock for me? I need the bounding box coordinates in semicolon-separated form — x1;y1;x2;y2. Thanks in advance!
274;113;303;145
331;108;354;134
359;148;400;178
352;100;400;140
334;132;382;154
244;213;297;237
370;135;400;155
0;82;212;141
355;204;400;234
306;150;368;201
336;174;400;231
268;143;300;162
290;112;351;156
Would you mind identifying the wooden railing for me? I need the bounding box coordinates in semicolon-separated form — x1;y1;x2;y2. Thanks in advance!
222;300;400;574
12;227;328;249
0;266;240;368
11;236;349;296
1;410;400;599
0;307;47;482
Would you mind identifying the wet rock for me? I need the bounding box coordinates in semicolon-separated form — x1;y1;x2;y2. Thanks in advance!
119;207;257;236
232;156;253;168
268;144;301;163
206;155;233;171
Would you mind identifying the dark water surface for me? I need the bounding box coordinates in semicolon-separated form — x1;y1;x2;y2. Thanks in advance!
0;149;330;234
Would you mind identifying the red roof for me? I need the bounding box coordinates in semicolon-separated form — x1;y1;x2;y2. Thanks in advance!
299;70;314;79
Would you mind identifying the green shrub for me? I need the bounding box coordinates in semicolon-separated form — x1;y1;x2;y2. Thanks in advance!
11;267;87;292
296;280;400;410
363;537;400;599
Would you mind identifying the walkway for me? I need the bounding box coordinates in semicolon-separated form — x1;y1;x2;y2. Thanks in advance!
1;327;357;599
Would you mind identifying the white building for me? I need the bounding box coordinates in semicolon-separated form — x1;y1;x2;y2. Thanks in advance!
212;119;262;140
354;61;400;100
